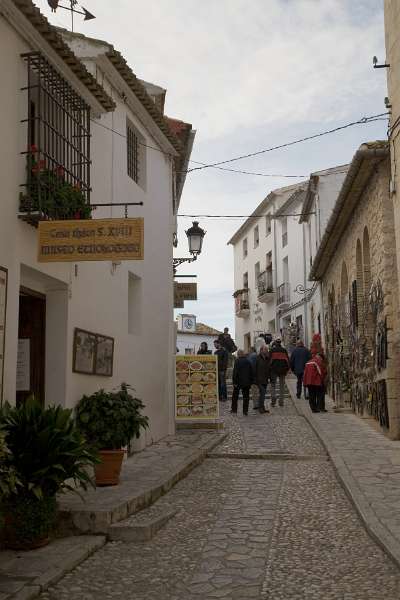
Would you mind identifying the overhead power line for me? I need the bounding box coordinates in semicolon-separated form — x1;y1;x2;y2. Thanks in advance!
177;213;315;220
187;113;390;173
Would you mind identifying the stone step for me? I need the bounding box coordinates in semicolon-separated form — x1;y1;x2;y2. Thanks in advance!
108;507;177;542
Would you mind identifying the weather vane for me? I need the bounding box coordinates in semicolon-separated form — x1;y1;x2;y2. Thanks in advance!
47;1;95;32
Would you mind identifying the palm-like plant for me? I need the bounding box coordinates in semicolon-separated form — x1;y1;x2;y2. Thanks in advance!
1;398;98;500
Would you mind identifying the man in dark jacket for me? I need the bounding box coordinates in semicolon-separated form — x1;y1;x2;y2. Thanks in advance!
255;345;271;414
290;340;312;399
231;349;253;415
218;328;237;354
270;338;290;407
247;346;258;409
214;340;229;401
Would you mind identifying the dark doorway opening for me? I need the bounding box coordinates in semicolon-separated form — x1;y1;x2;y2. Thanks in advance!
17;288;46;407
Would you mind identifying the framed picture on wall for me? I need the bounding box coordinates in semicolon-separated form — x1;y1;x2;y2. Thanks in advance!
73;328;114;377
73;328;97;375
94;334;114;377
0;267;8;405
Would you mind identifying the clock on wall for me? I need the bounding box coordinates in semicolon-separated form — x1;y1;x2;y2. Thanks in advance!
184;318;194;330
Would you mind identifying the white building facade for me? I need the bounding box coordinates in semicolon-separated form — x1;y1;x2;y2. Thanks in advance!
0;1;194;445
176;314;221;355
229;167;349;353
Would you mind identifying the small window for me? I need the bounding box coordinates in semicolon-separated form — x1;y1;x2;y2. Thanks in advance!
266;214;272;236
266;251;272;270
127;119;146;188
254;226;259;248
243;238;248;258
282;217;288;247
243;272;248;289
255;261;260;282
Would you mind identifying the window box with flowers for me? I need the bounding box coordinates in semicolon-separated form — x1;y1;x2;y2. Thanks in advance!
19;146;92;226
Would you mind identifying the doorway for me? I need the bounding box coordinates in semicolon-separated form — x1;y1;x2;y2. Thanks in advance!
16;288;46;407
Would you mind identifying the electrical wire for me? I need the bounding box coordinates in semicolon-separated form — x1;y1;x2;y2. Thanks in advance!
177;212;315;219
90;112;388;178
187;113;390;173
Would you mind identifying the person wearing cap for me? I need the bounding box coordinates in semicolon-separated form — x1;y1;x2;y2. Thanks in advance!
269;338;290;407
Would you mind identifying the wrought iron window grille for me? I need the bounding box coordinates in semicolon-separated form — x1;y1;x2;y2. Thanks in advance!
20;52;91;225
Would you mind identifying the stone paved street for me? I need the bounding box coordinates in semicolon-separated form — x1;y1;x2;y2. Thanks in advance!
39;389;400;599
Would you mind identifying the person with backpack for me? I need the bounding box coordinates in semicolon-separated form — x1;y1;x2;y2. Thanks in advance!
218;327;237;354
303;350;327;413
269;338;290;407
255;344;271;414
290;340;312;399
231;349;253;415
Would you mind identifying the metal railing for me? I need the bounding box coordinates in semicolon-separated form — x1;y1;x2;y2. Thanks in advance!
234;288;250;314
277;282;290;305
257;270;274;296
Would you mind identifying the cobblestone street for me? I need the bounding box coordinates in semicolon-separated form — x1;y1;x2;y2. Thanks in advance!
40;391;400;599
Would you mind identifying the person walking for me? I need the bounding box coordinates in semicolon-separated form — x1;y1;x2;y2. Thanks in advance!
247;346;259;410
255;344;271;414
303;351;327;413
290;340;311;399
231;349;253;415
214;340;229;401
218;327;237;367
269;338;290;407
310;333;327;411
197;342;211;355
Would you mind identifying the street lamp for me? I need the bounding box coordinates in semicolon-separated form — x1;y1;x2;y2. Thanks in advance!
173;221;206;274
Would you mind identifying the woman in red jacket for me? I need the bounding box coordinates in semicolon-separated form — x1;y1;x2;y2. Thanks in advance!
303;352;327;413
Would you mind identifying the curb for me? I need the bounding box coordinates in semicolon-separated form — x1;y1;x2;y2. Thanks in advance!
286;380;400;570
3;536;106;600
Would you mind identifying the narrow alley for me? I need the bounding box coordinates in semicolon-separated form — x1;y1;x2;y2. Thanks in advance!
39;391;400;600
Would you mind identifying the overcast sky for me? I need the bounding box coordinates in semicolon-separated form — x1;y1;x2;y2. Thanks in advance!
41;0;388;336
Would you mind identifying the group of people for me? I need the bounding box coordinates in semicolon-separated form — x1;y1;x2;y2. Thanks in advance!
197;329;327;417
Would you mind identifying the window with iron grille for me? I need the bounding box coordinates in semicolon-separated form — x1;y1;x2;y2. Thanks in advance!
20;52;91;224
127;121;140;183
126;120;146;188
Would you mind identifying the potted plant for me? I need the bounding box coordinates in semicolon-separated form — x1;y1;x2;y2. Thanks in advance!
0;398;98;550
75;383;149;486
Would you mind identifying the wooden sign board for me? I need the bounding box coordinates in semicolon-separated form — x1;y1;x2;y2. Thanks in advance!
38;218;144;262
174;282;197;303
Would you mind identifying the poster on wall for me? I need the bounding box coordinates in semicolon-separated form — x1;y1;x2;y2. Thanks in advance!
16;339;30;392
175;355;219;421
0;267;8;403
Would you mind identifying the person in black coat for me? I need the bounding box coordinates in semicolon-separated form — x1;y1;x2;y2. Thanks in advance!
290;340;312;399
231;349;253;415
255;345;271;414
197;342;211;355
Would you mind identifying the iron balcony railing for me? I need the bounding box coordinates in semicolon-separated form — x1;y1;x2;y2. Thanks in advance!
234;288;250;314
257;270;274;296
277;282;290;305
19;52;91;225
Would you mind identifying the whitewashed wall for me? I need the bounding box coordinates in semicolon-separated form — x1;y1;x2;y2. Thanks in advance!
0;16;179;445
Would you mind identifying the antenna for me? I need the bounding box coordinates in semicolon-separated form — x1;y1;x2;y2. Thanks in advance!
47;1;95;31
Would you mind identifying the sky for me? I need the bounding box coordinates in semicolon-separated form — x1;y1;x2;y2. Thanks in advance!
39;0;388;335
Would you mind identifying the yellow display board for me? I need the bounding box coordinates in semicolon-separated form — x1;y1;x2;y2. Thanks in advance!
176;354;219;420
38;218;144;262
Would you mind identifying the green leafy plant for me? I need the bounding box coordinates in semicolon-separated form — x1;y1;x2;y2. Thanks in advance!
2;495;57;548
19;146;92;220
0;398;98;500
75;383;149;450
0;430;20;499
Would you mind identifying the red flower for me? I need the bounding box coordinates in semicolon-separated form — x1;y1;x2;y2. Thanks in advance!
31;159;46;174
29;144;38;154
56;165;65;177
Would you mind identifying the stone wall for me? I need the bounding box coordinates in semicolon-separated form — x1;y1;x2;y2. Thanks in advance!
321;159;400;439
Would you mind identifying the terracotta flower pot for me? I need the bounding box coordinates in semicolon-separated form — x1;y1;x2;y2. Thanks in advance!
95;449;124;486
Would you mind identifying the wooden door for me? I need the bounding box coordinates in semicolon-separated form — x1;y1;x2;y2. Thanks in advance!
16;289;45;407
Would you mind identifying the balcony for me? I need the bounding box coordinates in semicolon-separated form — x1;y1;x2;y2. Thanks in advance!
19;53;91;227
257;270;275;303
234;288;250;318
277;282;290;308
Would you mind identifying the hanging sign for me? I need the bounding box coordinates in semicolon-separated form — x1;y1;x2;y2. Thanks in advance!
38;218;144;262
174;282;197;304
175;354;219;421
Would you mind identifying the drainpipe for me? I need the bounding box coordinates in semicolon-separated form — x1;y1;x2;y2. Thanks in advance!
273;204;279;335
302;221;308;346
